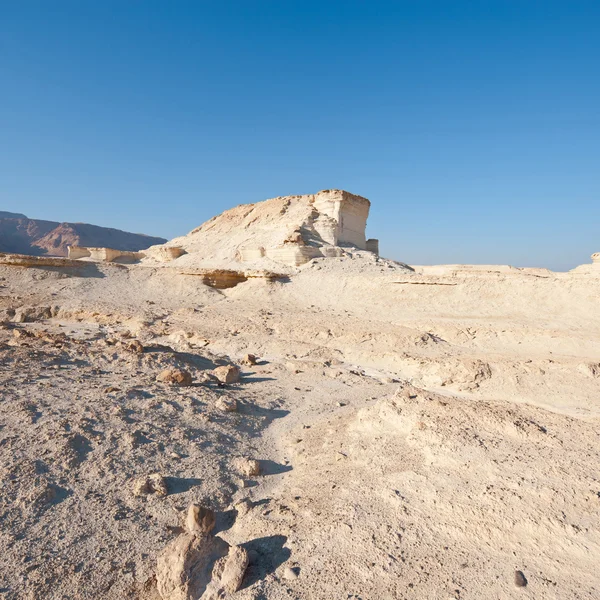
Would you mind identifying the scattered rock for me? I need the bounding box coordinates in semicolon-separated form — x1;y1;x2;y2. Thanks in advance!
241;353;257;366
514;570;528;587
215;397;238;412
13;306;52;323
283;566;300;580
186;504;216;537
234;498;252;517
103;386;121;394
156;368;193;386
197;372;218;384
156;504;248;600
218;545;249;593
235;458;261;478
133;474;168;497
212;365;240;384
125;339;144;353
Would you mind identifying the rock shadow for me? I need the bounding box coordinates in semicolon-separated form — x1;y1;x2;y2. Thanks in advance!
70;433;93;464
239;404;289;421
213;508;238;535
258;460;292;476
239;375;277;384
165;477;202;495
144;344;216;370
240;535;290;588
234;406;289;438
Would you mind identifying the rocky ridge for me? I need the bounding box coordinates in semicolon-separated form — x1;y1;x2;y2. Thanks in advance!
0;213;166;257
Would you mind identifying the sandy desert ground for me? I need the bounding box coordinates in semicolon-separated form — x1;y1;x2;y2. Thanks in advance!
0;192;598;600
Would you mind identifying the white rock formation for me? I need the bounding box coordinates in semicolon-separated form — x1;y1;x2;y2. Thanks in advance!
144;245;187;262
68;246;145;263
146;190;378;269
311;189;370;249
570;253;600;275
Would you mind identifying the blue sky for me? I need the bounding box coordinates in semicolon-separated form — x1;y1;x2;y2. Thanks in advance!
1;1;598;270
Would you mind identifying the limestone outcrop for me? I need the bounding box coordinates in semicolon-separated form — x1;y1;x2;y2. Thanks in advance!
0;252;83;268
570;253;600;275
68;246;145;263
144;246;188;262
411;264;554;277
147;190;378;269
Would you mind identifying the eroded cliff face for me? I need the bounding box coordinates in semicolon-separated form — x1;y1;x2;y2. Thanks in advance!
312;189;370;249
147;189;376;268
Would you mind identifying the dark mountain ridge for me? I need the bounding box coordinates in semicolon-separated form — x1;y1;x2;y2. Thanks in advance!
0;213;166;257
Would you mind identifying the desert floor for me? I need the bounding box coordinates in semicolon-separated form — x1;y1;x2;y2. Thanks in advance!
0;256;598;599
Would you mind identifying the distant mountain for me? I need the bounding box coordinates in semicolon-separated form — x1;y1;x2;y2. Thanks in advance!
0;213;166;257
0;211;28;219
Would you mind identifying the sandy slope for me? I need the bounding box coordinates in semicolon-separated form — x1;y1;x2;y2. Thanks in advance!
0;255;598;599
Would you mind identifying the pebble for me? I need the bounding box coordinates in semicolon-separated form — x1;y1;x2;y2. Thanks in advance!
514;570;528;587
283;566;299;580
216;397;238;412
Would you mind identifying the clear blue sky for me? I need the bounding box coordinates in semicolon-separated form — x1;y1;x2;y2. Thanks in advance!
1;1;598;270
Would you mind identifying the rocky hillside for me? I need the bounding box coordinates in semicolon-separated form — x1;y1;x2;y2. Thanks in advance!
150;189;375;269
0;214;166;257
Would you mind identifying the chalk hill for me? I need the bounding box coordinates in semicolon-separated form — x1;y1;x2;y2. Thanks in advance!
151;189;378;268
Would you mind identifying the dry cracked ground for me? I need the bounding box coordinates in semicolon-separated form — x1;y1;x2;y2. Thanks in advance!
0;258;599;599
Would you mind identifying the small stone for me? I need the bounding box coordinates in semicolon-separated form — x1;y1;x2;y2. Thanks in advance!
185;504;216;537
148;474;168;496
241;353;257;366
133;474;168;497
125;340;144;353
103;386;121;394
234;498;252;516
514;570;528;587
235;458;261;478
215;397;238;412
283;566;299;580
212;365;240;384
156;368;193;386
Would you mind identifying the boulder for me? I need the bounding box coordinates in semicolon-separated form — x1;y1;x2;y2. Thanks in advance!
235;458;261;478
157;369;193;386
13;306;52;323
156;504;248;600
212;365;240;385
